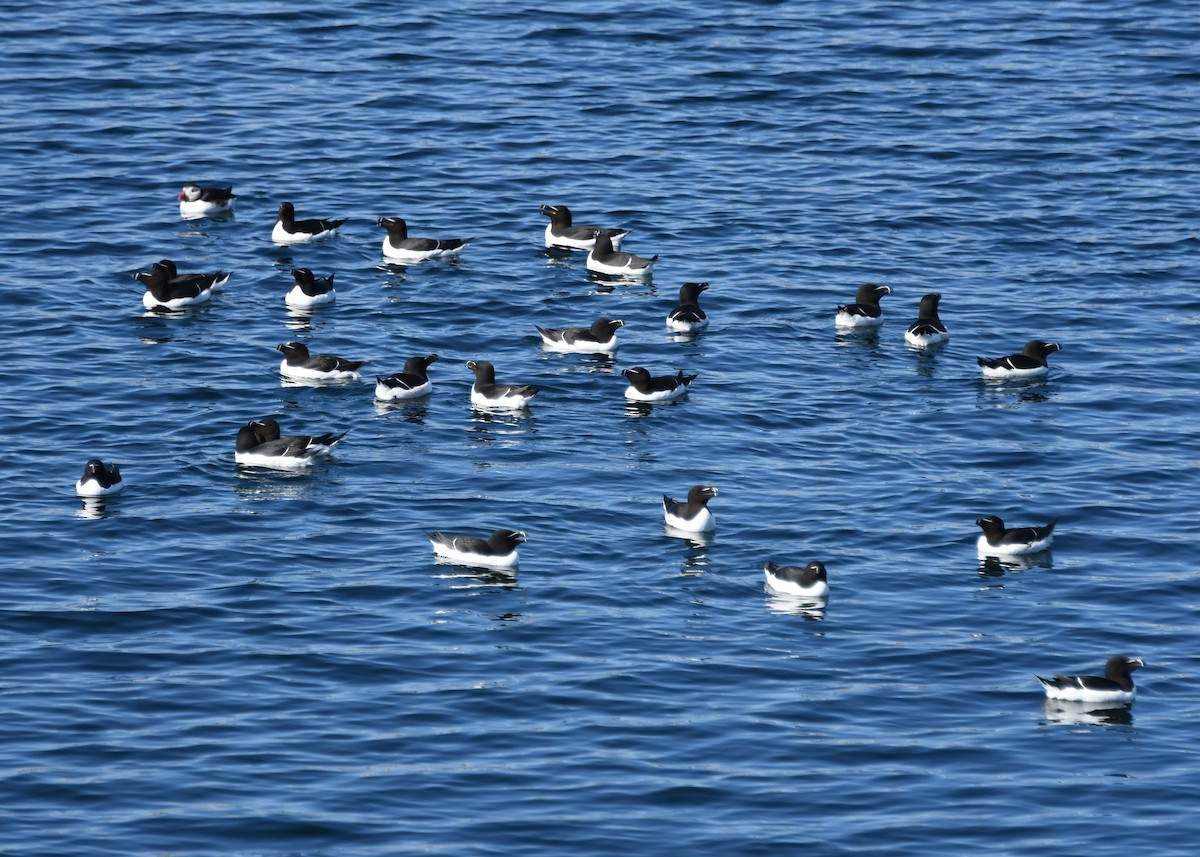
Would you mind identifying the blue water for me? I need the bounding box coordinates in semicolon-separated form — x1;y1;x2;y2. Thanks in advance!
2;0;1199;853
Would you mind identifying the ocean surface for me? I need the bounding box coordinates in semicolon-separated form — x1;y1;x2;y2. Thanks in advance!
2;1;1199;853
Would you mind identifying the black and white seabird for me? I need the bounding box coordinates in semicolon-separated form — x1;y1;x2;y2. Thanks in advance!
75;458;124;497
763;561;829;598
666;282;709;333
235;417;346;469
536;318;624;353
375;354;438;401
1037;655;1145;704
466;359;539;409
151;259;232;292
978;340;1062;380
835;283;892;330
663;484;718;532
272;201;345;244
135;265;214;311
285;268;336;308
277;341;368;381
178;184;236;218
586;233;657;277
976;514;1057;555
427;528;526;570
540;204;629;251
622;367;697;402
378;216;473;262
904;293;949;347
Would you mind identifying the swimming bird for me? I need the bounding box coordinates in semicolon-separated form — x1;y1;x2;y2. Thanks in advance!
75;459;123;497
622;367;697;402
666;282;709;333
904;293;949;347
285;268;336;308
235;417;346;469
663;484;718;532
586;233;657;277
277;341;368;381
763;561;829;598
835;283;892;329
427;528;526;570
466;359;539;409
378;216;473;262
1037;655;1145;704
271;201;345;244
536;318;624;353
978;340;1062;380
150;259;232;292
539;204;629;251
976;514;1057;555
177;184;236;218
375;354;438;401
135;265;213;311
